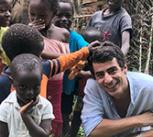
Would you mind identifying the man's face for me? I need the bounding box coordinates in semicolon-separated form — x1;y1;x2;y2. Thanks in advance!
14;68;42;105
0;0;11;27
53;2;73;30
93;58;128;99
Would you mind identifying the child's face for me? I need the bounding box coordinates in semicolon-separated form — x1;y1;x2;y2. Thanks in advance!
0;0;11;27
29;0;54;29
107;0;122;10
14;68;42;105
54;2;73;30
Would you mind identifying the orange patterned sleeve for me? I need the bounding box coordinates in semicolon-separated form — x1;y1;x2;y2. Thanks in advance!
49;47;89;77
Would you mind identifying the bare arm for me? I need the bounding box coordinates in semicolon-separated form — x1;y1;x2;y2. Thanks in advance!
0;121;9;137
121;31;130;56
89;112;153;137
20;101;52;137
21;114;51;137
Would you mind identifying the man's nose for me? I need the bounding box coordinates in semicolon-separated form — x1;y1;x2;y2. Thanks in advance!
103;72;113;84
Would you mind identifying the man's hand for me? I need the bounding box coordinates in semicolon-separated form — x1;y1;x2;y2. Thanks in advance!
137;112;153;127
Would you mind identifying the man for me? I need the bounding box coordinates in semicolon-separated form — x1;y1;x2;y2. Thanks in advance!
87;0;132;55
81;41;153;137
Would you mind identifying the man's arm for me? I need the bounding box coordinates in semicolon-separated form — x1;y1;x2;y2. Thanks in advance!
121;31;130;56
82;80;153;137
89;112;153;137
0;121;9;137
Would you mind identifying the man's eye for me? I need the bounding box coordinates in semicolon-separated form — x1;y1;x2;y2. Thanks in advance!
96;72;104;78
107;67;117;75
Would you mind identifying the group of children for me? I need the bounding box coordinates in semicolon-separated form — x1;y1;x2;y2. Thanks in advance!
0;0;102;137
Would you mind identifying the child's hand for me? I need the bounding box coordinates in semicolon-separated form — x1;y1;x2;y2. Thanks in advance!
19;98;39;114
28;19;45;31
19;100;34;113
68;61;86;80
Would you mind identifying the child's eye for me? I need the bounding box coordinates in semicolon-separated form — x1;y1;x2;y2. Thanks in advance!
18;85;27;90
0;9;7;13
34;85;40;91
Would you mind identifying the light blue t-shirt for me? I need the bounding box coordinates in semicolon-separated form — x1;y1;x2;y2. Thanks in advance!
81;72;153;137
63;31;89;95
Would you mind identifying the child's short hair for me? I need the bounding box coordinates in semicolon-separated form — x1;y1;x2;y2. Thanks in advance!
47;0;58;14
29;0;58;14
2;23;44;61
82;27;101;43
10;53;42;79
59;0;74;14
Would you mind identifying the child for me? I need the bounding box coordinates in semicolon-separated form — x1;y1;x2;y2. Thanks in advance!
68;27;102;137
0;0;11;71
53;0;89;136
0;53;54;137
0;23;94;103
28;0;70;136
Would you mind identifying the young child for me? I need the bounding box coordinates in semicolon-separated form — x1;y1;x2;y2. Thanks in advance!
53;0;89;136
0;53;54;137
28;0;70;136
0;0;11;71
68;27;102;137
0;23;93;103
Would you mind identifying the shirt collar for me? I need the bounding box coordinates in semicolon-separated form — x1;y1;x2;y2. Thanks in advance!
4;92;43;110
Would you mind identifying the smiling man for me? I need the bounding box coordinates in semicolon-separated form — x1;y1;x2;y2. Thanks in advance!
81;41;153;137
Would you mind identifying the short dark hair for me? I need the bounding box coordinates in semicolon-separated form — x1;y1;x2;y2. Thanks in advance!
59;0;74;14
10;53;42;79
82;27;102;43
2;23;44;61
44;0;59;14
89;41;125;76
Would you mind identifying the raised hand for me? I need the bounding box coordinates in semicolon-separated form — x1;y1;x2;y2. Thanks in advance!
28;19;45;31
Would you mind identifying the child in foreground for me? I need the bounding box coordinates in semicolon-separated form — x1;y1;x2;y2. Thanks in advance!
0;53;54;137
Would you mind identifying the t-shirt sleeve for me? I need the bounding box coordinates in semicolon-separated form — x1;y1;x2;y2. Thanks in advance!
41;99;55;120
74;33;89;49
120;13;132;34
81;79;104;136
0;102;9;123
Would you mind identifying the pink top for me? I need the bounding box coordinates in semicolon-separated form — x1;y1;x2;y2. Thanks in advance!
43;37;69;80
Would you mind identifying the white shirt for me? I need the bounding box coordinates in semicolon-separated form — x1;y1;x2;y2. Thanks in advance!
0;92;54;137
